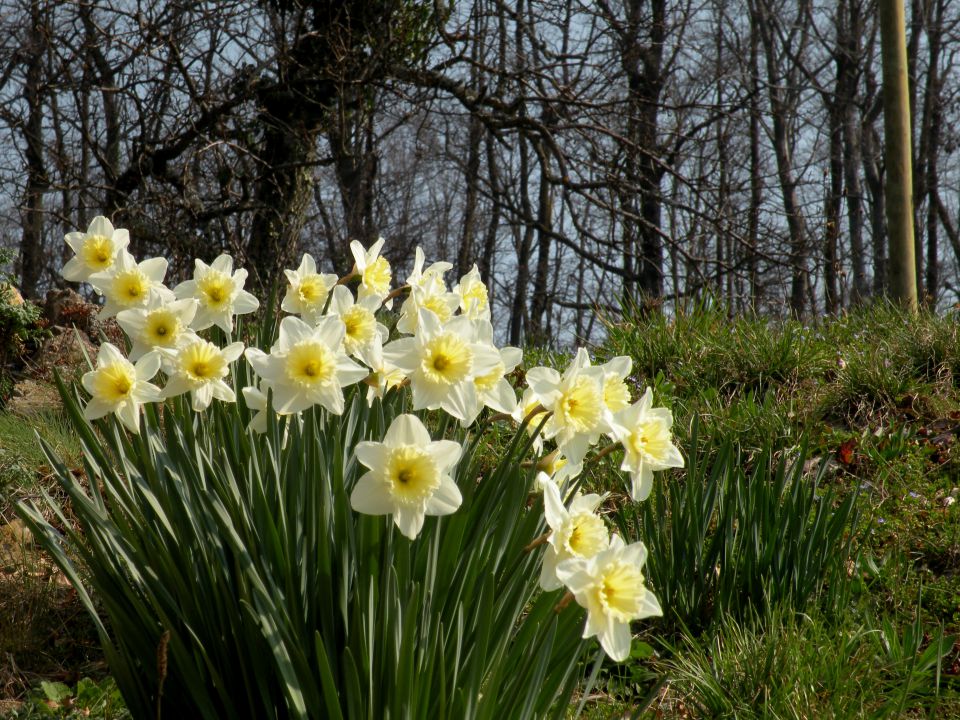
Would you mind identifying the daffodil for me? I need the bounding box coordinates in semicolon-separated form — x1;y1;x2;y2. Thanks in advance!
350;238;392;304
61;216;130;284
538;475;609;591
81;342;161;433
396;247;457;333
471;320;521;416
512;386;549;453
609;387;683;501
382;311;500;425
555;534;662;662
88;250;174;318
350;414;462;539
362;355;408;406
174;254;259;333
244;315;368;415
161;336;244;411
454;264;491;321
396;284;461;335
116;298;199;361
281;254;338;323
535;450;583;490
405;246;452;295
599;356;633;413
525;348;610;464
326;285;388;368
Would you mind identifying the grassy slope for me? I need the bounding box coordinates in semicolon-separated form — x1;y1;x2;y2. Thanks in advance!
576;301;960;717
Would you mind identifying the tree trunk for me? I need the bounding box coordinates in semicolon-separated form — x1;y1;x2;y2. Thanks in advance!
879;0;917;311
18;0;47;298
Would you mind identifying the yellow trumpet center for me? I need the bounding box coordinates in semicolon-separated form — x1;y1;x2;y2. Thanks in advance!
111;269;150;307
197;272;232;309
386;446;440;505
92;361;136;403
422;333;473;385
82;235;115;271
286;341;335;387
362;256;392;295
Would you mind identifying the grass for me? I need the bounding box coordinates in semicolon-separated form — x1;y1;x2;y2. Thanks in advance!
0;404;98;713
4;303;960;715
661;603;957;718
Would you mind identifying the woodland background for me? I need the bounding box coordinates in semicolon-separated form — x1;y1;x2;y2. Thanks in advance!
1;0;958;344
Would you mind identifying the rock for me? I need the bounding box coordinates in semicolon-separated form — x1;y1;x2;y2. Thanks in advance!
44;288;97;334
34;328;97;379
5;378;61;415
0;283;24;306
0;518;34;568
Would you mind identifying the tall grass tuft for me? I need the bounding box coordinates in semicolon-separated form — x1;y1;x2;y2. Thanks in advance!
615;421;861;635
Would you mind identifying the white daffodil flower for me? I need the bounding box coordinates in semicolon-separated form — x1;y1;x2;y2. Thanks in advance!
525;348;610;465
161;336;244;411
453;264;491;321
396;247;455;333
61;216;130;284
362;355;408;407
555;534;662;662
241;383;269;434
116;298;199;362
382;311;500;426
599;356;633;414
396;284;461;335
538;475;610;591
535;451;583;491
80;342;161;433
88;250;174;318
471;319;521;416
174;254;259;333
350;237;392;304
281;254;338;323
609;387;684;501
350;414;462;540
326;285;388;369
405;246;452;295
244;315;368;415
512;385;550;453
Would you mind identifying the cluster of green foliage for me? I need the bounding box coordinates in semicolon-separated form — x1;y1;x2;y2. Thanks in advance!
1;678;128;719
0;250;49;406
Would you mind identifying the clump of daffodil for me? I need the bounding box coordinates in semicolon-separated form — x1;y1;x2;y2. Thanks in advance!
81;343;162;433
161;336;244;411
350;414;462;539
174;254;259;333
555;534;662;662
609;387;684;501
61;216;130;285
245;315;369;415
538;475;610;592
116;298;199;362
88;250;174;318
281;253;338;323
350;238;392;305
